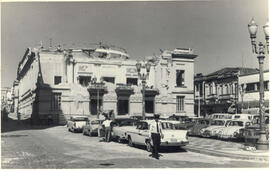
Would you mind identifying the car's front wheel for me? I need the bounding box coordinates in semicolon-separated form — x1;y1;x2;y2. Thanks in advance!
128;136;134;147
146;141;152;152
116;136;122;143
89;130;92;136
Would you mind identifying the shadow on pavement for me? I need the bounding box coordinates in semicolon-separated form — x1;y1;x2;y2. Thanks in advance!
159;147;187;153
1;117;61;133
126;143;187;153
1;134;29;138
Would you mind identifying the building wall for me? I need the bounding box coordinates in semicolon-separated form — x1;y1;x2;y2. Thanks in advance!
39;52;66;85
195;78;239;116
17;51;39;119
194;68;266;116
238;71;269;110
15;47;197;124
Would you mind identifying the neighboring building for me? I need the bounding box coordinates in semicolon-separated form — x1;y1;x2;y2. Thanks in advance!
13;45;197;124
238;70;269;114
1;87;13;110
194;67;258;117
1;87;13;120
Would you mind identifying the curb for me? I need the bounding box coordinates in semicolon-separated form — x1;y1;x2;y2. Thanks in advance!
183;146;269;162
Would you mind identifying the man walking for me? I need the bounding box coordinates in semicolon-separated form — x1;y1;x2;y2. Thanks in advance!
149;113;163;159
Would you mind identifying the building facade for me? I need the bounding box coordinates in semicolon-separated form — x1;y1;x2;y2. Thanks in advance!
1;87;13;111
194;67;258;117
238;70;269;114
13;45;197;124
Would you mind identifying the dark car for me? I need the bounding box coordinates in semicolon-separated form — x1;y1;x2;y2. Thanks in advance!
188;119;211;136
240;115;269;145
170;117;199;130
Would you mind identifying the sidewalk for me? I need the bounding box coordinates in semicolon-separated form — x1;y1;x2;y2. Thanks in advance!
183;137;269;161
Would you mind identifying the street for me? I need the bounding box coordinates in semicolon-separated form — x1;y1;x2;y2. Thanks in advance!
1;121;268;168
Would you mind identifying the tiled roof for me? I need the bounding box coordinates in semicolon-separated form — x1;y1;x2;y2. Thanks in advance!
194;67;259;81
207;67;258;77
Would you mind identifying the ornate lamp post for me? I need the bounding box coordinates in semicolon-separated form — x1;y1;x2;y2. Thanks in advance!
248;18;269;150
136;61;151;120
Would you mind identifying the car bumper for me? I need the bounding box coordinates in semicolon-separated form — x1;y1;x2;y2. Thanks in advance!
220;134;234;139
91;128;98;133
161;141;189;147
74;128;83;132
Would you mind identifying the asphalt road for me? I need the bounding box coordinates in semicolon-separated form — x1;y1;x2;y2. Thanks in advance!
1;123;269;168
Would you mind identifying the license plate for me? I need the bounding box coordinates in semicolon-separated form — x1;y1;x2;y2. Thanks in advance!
170;138;177;142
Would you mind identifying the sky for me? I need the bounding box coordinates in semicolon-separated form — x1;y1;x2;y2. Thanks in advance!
1;0;269;88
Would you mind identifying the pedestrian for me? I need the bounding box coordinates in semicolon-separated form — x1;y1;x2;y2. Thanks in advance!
149;113;163;159
171;114;177;121
102;116;112;142
109;110;115;121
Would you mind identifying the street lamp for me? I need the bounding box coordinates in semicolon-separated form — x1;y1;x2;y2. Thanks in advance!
136;61;151;120
248;18;269;150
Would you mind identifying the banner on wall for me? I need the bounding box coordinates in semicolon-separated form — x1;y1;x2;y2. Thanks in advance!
126;67;138;77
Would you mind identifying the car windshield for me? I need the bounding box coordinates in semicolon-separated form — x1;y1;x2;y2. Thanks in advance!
120;120;136;126
173;123;187;130
199;119;209;125
213;114;232;119
225;120;231;126
211;120;225;126
161;122;176;130
230;121;244;126
91;120;102;125
253;116;269;125
137;122;148;130
73;117;88;121
266;118;269;124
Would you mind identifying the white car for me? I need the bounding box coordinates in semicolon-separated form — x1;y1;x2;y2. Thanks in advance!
160;121;189;146
83;119;104;136
111;119;137;142
217;119;252;139
67;116;89;133
126;120;189;152
201;119;231;138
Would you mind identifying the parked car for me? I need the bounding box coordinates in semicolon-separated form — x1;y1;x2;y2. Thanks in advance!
167;120;188;130
67;116;89;133
111;118;137;142
217;119;252;140
126;120;189;152
200;119;231;138
173;117;200;130
239;115;269;145
168;115;189;122
188;118;211;136
83;119;104;136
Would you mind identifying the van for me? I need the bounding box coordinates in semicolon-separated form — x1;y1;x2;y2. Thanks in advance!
232;114;254;120
208;113;233;120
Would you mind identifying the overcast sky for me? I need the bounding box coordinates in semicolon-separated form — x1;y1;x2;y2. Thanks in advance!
1;0;268;87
